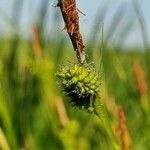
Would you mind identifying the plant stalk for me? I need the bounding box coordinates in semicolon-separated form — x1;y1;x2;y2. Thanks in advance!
94;97;120;150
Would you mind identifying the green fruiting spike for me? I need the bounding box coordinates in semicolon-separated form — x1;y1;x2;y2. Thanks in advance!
56;63;101;111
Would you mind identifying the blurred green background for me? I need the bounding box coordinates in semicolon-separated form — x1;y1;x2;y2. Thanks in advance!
0;0;150;150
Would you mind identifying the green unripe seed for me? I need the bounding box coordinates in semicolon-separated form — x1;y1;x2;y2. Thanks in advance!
89;90;94;95
62;80;67;85
90;78;97;84
84;77;90;83
77;82;83;88
84;86;89;91
80;87;85;94
62;68;67;74
70;69;76;76
71;77;78;84
89;73;95;79
66;73;71;78
82;70;88;77
74;64;78;71
90;85;96;90
78;75;85;81
57;73;65;78
78;66;82;72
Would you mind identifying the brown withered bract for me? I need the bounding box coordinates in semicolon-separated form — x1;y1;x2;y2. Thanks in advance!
57;0;85;63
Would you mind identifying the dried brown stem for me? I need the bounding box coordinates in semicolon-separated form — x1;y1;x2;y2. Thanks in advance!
54;96;69;127
57;0;86;64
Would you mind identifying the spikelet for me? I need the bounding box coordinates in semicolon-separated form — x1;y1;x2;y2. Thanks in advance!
116;105;132;150
56;63;100;111
133;59;147;97
133;59;149;112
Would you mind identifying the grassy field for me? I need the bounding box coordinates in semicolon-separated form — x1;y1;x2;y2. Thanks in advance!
0;0;150;150
0;37;150;150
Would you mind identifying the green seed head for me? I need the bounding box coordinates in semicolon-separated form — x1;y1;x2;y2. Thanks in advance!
56;63;100;111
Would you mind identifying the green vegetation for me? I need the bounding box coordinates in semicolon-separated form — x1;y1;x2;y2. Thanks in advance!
0;38;150;149
0;0;150;149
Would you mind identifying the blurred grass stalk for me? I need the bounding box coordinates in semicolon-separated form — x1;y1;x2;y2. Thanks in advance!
54;96;69;127
0;128;10;150
94;97;120;150
0;90;17;149
31;25;42;60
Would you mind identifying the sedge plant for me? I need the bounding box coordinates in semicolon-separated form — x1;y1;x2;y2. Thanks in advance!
56;0;120;149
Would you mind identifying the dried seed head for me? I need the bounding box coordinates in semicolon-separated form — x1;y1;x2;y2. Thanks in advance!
56;63;101;111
